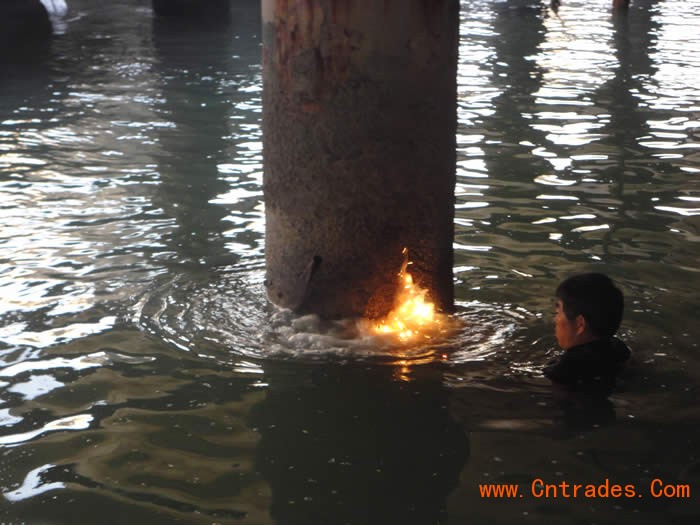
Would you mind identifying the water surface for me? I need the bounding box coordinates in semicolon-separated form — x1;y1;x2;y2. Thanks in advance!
1;0;699;523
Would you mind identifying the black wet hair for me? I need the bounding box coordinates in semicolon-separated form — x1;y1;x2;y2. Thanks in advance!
556;273;624;339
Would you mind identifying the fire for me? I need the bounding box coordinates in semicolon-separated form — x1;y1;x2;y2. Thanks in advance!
372;248;442;341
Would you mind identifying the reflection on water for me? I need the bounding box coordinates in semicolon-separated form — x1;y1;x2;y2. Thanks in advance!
1;0;700;523
249;365;468;525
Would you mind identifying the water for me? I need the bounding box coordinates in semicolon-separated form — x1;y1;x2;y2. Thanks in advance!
1;0;699;523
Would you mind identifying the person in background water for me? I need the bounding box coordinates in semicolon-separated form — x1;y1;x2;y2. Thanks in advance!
544;273;631;396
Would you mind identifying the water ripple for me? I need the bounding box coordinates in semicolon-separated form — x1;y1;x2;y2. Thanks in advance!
0;414;93;447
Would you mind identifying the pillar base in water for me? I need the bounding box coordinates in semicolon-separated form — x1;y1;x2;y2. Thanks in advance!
263;0;459;319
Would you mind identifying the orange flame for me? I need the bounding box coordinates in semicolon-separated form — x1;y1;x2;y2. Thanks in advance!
372;248;442;341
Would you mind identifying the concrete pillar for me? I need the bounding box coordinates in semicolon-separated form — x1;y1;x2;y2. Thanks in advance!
262;0;459;319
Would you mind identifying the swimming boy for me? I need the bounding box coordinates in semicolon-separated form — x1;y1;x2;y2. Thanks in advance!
543;273;631;395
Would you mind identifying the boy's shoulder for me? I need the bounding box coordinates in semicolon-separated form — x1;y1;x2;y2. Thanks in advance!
544;337;631;389
565;337;630;363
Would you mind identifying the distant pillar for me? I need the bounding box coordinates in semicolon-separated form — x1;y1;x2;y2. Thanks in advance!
0;0;51;51
262;0;458;319
152;0;230;19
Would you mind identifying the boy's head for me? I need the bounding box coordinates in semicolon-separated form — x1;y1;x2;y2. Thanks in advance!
554;273;624;349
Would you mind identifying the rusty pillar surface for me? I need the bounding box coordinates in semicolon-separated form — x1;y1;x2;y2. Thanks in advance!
262;0;459;319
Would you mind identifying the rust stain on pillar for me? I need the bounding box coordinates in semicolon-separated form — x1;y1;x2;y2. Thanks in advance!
262;0;459;319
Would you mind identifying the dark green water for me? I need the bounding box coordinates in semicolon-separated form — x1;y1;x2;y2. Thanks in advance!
1;0;699;523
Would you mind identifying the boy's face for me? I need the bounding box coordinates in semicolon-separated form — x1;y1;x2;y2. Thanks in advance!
555;299;579;350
